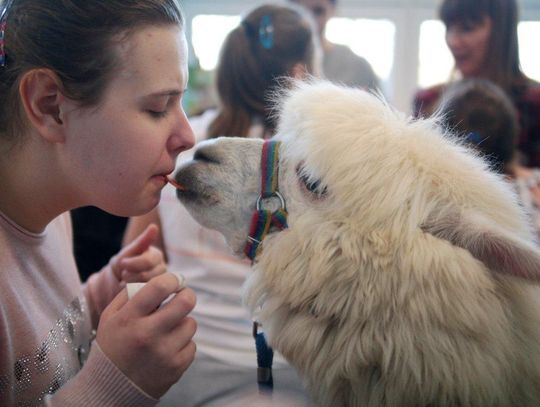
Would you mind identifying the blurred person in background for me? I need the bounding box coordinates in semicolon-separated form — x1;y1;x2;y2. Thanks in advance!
414;0;540;166
439;78;540;240
290;0;379;90
124;4;321;406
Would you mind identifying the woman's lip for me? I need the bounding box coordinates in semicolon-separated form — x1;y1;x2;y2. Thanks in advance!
155;171;174;180
152;172;185;190
151;174;168;186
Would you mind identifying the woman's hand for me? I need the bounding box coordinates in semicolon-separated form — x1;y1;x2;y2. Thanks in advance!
96;273;197;398
109;224;166;286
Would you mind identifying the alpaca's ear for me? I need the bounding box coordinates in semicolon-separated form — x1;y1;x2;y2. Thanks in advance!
421;209;540;282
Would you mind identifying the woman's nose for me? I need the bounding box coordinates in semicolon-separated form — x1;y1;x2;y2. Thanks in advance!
445;27;462;50
168;108;195;155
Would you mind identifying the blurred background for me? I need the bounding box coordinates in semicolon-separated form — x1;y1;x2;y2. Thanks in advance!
180;0;540;115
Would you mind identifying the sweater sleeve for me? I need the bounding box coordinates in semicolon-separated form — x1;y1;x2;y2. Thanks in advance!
44;341;158;407
83;264;123;328
412;85;444;118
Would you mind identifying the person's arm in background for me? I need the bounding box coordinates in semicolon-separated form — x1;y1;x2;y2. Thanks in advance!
123;208;167;261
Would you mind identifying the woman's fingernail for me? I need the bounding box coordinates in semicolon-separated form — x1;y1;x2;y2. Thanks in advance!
175;273;186;290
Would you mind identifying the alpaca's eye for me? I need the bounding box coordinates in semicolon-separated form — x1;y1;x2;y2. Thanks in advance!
301;174;321;193
296;164;327;198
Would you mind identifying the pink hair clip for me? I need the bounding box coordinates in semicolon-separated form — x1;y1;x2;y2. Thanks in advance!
0;0;15;67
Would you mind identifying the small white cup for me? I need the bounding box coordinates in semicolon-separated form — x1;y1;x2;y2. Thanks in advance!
127;273;186;305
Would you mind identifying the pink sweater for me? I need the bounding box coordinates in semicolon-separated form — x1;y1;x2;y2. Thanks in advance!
0;211;157;406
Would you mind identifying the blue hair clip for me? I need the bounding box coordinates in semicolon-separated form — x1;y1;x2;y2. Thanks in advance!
259;15;274;50
466;131;483;145
0;22;5;67
0;0;15;67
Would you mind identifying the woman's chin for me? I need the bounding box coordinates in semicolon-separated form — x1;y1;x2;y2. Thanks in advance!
102;197;160;218
456;63;484;79
138;196;161;215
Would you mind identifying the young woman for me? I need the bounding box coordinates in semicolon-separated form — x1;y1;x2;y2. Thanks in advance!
413;0;540;166
124;4;320;406
0;1;196;405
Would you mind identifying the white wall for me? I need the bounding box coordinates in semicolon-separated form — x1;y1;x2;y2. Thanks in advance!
181;0;540;114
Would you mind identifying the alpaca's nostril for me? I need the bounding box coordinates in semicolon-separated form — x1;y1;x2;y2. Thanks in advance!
193;149;219;164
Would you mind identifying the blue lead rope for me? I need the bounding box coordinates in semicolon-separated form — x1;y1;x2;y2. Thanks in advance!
253;322;274;392
246;140;289;394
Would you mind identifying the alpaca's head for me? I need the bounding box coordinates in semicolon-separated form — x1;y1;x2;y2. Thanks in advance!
175;81;450;256
175;80;540;405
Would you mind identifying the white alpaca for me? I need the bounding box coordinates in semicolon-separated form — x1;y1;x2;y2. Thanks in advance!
174;81;540;407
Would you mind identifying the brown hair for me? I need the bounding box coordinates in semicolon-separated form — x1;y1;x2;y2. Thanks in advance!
207;4;319;138
0;0;184;146
439;0;524;92
439;79;519;173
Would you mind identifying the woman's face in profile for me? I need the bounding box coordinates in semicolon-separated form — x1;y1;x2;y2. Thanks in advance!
60;25;195;216
445;16;492;78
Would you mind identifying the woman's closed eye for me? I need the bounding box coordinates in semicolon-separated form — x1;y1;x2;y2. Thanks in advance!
148;109;168;119
145;100;169;119
145;94;182;120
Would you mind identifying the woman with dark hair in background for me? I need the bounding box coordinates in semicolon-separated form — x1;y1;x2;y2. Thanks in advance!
124;4;321;406
205;4;321;139
414;0;540;166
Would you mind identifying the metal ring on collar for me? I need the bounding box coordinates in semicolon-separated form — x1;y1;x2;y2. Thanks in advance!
256;191;286;211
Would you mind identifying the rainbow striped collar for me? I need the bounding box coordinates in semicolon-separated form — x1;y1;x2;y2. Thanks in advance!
244;140;288;260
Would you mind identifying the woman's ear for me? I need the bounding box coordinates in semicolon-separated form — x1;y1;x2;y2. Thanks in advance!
18;68;67;143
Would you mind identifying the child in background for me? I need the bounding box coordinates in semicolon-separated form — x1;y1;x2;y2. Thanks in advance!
0;0;196;406
439;78;540;240
124;4;319;406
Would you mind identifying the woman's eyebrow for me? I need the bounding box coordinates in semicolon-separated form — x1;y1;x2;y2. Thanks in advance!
144;89;184;98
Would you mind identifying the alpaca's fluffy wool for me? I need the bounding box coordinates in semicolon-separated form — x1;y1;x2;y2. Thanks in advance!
176;81;540;407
